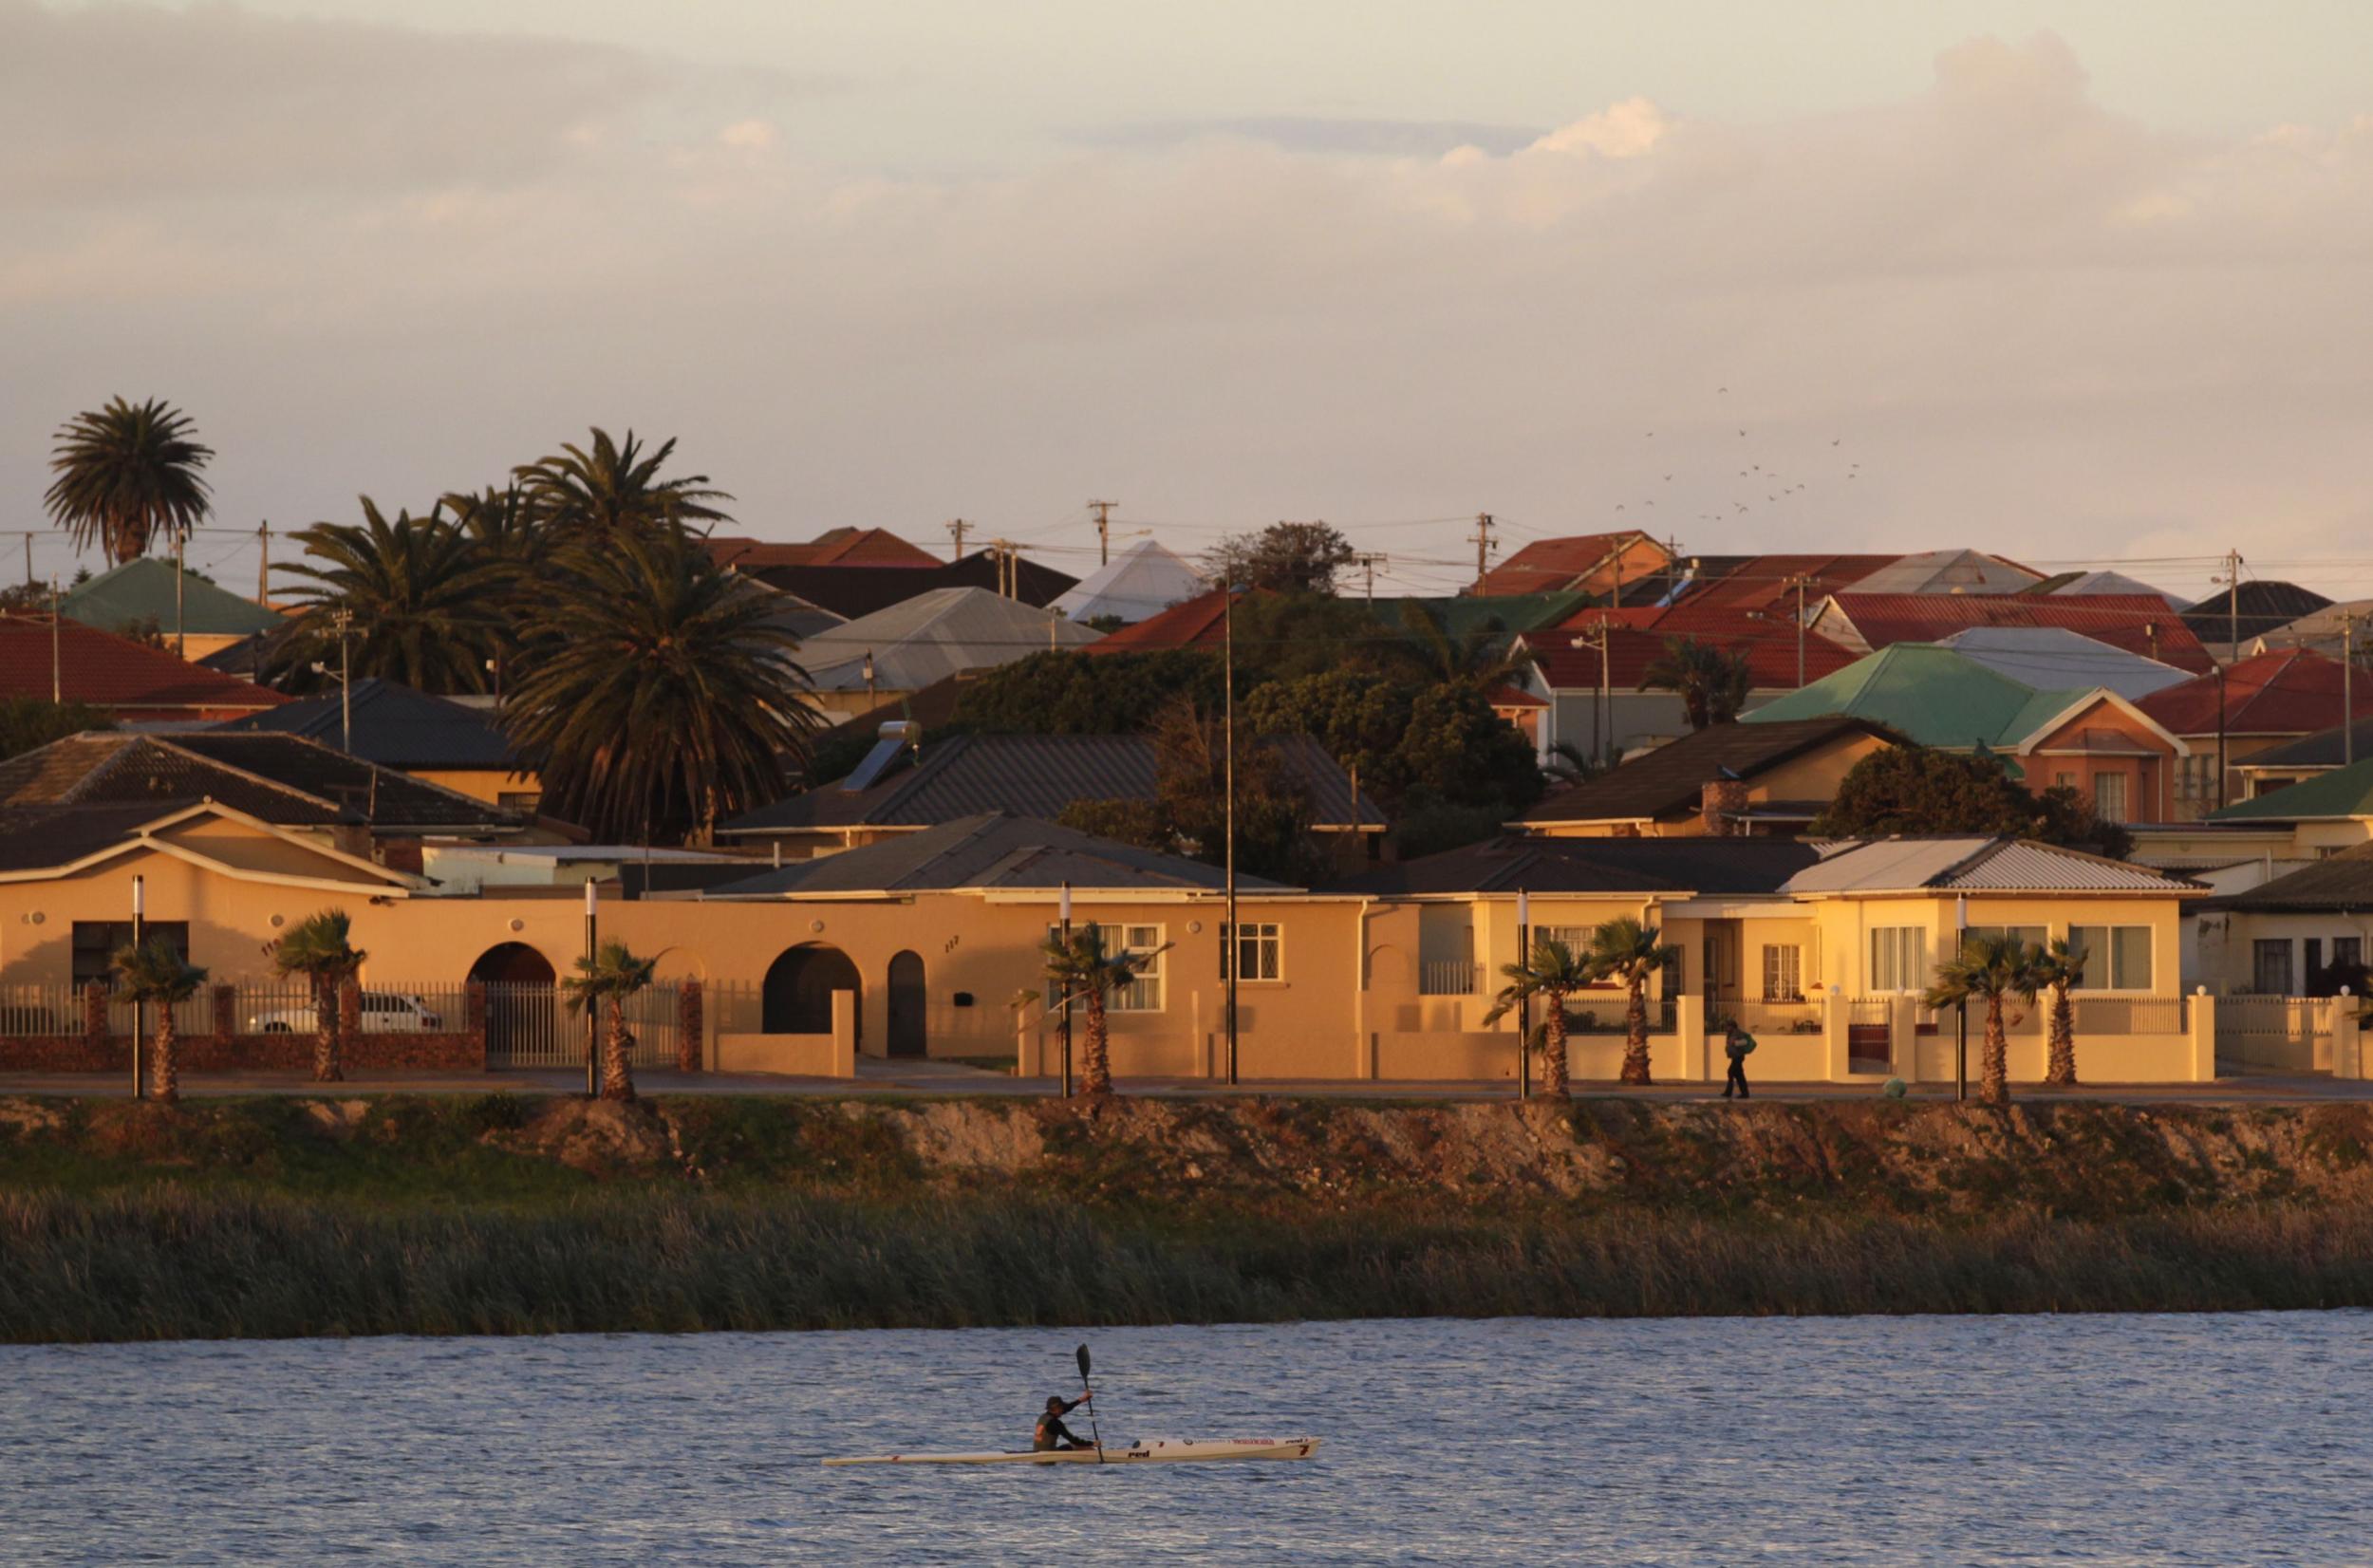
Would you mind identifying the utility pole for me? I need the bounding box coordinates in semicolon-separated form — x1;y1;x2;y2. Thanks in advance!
2346;612;2357;767
2227;549;2243;663
583;880;599;1097
1224;577;1239;1088
131;875;146;1101
1469;513;1496;591
173;525;187;658
1569;621;1613;765
1782;572;1816;687
258;521;271;607
1353;552;1388;602
1087;499;1118;568
331;607;354;752
49;577;62;703
947;517;970;561
21;532;29;586
1515;887;1531;1101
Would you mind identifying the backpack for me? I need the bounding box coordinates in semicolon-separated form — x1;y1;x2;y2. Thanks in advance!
1727;1031;1757;1059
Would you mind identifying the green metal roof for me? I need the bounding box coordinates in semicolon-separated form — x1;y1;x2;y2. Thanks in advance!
2208;756;2373;822
1741;644;2093;751
59;558;282;639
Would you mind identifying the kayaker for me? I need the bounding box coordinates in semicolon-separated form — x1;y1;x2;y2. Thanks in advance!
1723;1022;1756;1100
1035;1391;1094;1451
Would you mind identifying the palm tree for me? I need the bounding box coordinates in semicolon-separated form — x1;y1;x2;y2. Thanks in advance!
270;909;365;1083
269;499;510;695
562;939;659;1101
1638;636;1752;729
45;398;214;565
1541;738;1605;788
502;528;820;843
1923;934;2043;1106
1039;924;1167;1095
1584;916;1675;1085
514;428;731;540
1393;602;1535;691
2032;937;2086;1086
112;938;208;1104
1483;934;1595;1098
440;483;551;700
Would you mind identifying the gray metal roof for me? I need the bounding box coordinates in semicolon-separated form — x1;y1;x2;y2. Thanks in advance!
794;588;1100;691
1934;627;2190;701
1049;540;1210;625
1781;837;2200;895
705;812;1291;896
220;679;521;771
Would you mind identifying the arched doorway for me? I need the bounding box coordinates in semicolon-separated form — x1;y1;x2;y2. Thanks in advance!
470;943;557;1064
763;943;861;1039
887;951;926;1058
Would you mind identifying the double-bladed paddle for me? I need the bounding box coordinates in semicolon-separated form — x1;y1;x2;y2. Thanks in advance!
1076;1343;1104;1461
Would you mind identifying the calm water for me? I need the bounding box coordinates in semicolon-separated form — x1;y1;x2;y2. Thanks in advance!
3;1313;2369;1565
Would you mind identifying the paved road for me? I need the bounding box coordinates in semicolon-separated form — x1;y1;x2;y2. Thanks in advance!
3;1059;2368;1104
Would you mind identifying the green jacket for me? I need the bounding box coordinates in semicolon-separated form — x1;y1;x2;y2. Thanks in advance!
1725;1031;1757;1059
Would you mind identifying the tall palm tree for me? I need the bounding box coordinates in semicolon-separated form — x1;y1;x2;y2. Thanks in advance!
1393;602;1534;691
1039;924;1167;1096
514;428;731;540
440;483;551;700
1483;933;1595;1098
1923;934;2043;1106
2032;937;2086;1086
270;909;365;1083
562;939;659;1101
269;499;510;696
1638;637;1753;729
502;528;819;843
45;398;214;565
1585;916;1675;1085
112;938;208;1104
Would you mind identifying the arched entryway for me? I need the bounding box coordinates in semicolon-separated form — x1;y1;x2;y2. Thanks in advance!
763;943;861;1039
887;950;926;1058
470;943;558;1064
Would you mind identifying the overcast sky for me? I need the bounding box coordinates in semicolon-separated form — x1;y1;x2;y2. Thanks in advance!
7;1;2372;601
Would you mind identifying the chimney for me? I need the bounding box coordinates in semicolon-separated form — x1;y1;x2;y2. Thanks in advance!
1700;778;1748;837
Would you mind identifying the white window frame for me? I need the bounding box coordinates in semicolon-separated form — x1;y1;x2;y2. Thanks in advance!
1869;926;1926;993
2094;772;2130;824
1222;922;1283;983
1045;922;1168;1013
1761;944;1803;1002
2068;924;2154;992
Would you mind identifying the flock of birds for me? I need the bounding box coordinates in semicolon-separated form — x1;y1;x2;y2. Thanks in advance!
1596;385;1867;533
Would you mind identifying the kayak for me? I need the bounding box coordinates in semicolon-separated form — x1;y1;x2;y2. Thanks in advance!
823;1436;1321;1467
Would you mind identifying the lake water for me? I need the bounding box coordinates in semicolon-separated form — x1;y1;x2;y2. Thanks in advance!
3;1313;2369;1565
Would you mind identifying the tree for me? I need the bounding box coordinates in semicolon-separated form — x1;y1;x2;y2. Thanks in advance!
515;428;731;541
1585;916;1675;1085
112;938;208;1104
1241;670;1544;819
503;528;818;843
44;398;213;565
269;909;365;1083
1227;591;1386;681
1483;934;1595;1098
1811;745;2133;858
1391;601;1534;692
1058;696;1322;883
1204;522;1355;595
953;649;1224;736
1039;923;1167;1095
2032;937;2085;1086
562;939;659;1101
267;499;510;696
0;698;113;762
1639;637;1752;729
1542;738;1606;788
1922;933;2042;1106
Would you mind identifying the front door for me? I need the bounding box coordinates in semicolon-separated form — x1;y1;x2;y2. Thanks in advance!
1700;924;1740;1027
887;951;926;1058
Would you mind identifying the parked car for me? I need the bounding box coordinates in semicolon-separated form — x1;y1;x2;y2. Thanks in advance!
248;992;442;1034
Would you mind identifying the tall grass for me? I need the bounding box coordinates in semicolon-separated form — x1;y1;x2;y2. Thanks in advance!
7;1186;2373;1344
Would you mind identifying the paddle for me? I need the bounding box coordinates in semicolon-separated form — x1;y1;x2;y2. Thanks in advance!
1076;1343;1104;1462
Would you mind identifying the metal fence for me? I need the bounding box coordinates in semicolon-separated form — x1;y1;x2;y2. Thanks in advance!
1419;960;1477;997
1729;999;1822;1036
482;981;682;1070
2073;995;2184;1036
0;984;79;1036
2217;994;2333;1054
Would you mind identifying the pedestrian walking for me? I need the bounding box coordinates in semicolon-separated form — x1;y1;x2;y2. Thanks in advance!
1722;1022;1756;1099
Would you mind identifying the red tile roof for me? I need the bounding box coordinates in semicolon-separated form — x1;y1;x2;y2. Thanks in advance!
2139;649;2373;736
705;529;943;571
0;615;288;717
1476;532;1660;596
1528;618;1856;691
1820;592;2213;673
1084;587;1240;652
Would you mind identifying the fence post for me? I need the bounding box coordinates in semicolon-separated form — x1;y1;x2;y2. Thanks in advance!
82;981;108;1068
339;979;361;1064
677;980;704;1074
2189;987;2217;1082
829;988;857;1078
211;983;236;1050
2334;988;2362;1080
464;982;488;1071
1821;987;1850;1081
1674;992;1707;1081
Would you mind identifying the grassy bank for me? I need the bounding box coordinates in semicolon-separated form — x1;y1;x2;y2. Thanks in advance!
4;1092;2373;1341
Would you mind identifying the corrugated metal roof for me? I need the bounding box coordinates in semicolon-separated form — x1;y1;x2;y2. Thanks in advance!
0;614;288;714
1050;541;1209;625
706;812;1292;895
223;679;520;769
2207;756;2373;822
2139;649;2373;737
60;558;284;638
795;588;1101;691
1780;836;2199;893
1819;592;2212;673
1937;840;2201;891
1934;627;2190;700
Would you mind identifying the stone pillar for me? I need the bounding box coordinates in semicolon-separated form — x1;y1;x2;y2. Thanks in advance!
1699;778;1749;836
1822;986;1851;1081
2332;989;2362;1080
1888;995;1919;1083
676;980;704;1073
2189;987;2217;1082
829;988;857;1078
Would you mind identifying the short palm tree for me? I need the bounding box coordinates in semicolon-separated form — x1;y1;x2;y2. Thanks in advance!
514;428;731;540
45;398;214;565
562;939;659;1101
270;499;509;695
1040;924;1167;1095
1585;916;1675;1085
1483;933;1595;1098
1393;602;1534;692
1638;637;1753;729
1923;934;2043;1106
502;529;819;843
2031;937;2086;1086
270;909;365;1082
1541;738;1604;787
112;938;208;1104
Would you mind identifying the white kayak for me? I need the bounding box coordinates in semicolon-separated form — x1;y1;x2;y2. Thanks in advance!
823;1436;1321;1467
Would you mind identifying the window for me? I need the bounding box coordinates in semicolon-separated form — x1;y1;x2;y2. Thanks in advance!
1761;945;1803;1001
2336;938;2364;972
2253;939;2294;996
497;791;542;812
71;922;190;990
2069;925;2155;991
2094;773;2129;824
1533;924;1591;960
1869;926;1926;992
2054;771;2077;789
1045;922;1166;1012
1222;922;1282;982
1962;924;2047;958
2306;938;2326;985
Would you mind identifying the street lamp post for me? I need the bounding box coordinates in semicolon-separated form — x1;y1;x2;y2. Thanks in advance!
1515;887;1531;1101
583;878;598;1097
1954;894;1969;1104
130;875;146;1101
1058;881;1074;1099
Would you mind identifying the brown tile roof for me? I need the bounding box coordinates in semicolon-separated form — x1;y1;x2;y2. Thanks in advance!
1475;532;1660;596
0;614;288;716
2139;648;2373;737
1516;717;1901;826
1820;592;2213;673
704;528;944;571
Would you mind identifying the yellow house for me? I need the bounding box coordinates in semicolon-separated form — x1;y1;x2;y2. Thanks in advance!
1513;718;1897;838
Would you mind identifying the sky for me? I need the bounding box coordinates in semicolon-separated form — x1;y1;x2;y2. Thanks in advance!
6;2;2373;603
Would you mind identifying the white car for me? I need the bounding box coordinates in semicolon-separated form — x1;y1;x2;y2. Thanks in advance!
248;991;443;1034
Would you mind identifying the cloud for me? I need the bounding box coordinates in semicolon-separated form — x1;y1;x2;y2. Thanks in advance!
1078;115;1543;159
5;16;2372;601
